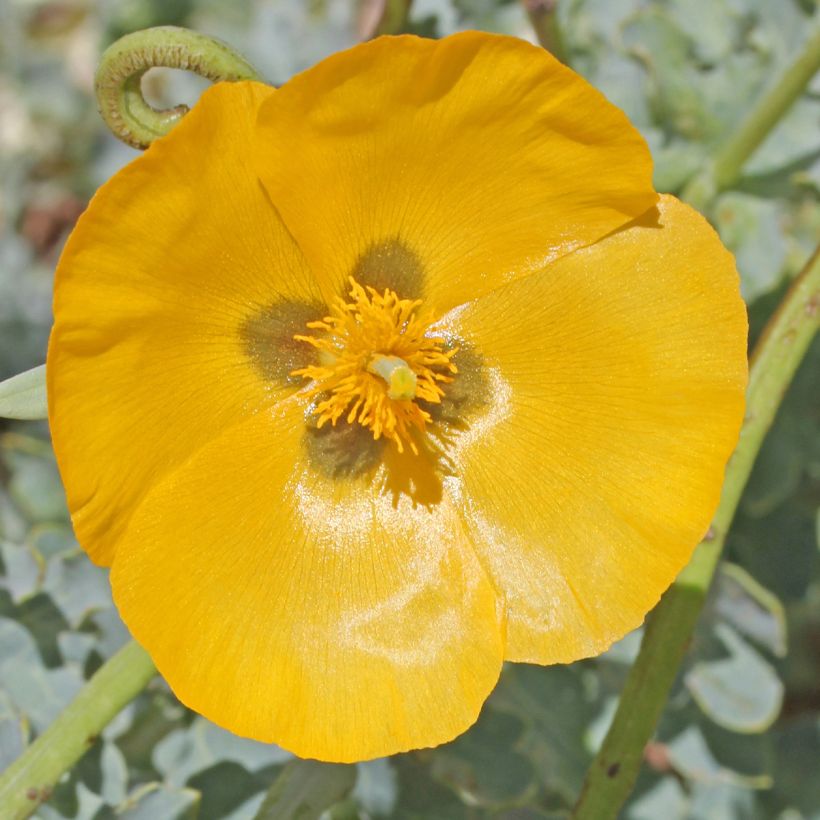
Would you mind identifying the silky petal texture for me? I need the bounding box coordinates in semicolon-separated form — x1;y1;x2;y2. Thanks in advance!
439;195;748;663
48;81;320;566
110;398;505;762
254;31;657;312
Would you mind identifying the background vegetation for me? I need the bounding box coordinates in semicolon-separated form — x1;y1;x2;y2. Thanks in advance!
0;0;818;817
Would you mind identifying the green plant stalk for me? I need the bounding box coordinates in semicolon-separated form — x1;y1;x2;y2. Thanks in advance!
95;26;262;149
712;25;820;190
522;0;567;64
573;249;820;819
683;24;820;209
375;0;414;36
0;642;157;820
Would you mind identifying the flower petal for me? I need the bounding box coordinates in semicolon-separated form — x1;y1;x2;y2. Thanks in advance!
48;81;321;566
439;196;747;663
110;399;505;762
254;32;656;311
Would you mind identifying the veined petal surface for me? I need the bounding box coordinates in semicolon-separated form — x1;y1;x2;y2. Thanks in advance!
48;82;320;565
110;398;505;762
254;32;657;312
439;196;748;663
48;28;750;764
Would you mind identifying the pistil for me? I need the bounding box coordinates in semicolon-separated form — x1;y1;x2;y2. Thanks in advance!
367;355;417;400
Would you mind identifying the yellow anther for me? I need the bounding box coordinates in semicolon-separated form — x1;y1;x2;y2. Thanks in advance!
368;355;418;400
291;277;457;452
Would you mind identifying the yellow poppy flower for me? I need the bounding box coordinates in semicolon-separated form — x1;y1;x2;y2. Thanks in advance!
47;32;747;762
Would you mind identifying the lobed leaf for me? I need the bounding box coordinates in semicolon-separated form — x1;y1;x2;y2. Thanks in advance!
685;624;784;733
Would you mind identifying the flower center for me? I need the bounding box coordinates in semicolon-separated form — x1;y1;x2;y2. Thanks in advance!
292;278;457;454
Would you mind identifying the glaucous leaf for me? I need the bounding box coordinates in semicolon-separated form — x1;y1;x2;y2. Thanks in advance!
253;759;356;820
0;365;46;421
0;617;82;732
714;563;787;657
119;783;201;820
685;625;783;733
353;759;398;818
2;437;67;524
430;708;535;809
154;717;291;788
713;192;788;302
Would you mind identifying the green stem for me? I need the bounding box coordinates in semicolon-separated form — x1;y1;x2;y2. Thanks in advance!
0;642;157;820
684;24;820;208
713;25;820;190
573;250;820;819
375;0;414;36
95;26;262;149
522;0;567;64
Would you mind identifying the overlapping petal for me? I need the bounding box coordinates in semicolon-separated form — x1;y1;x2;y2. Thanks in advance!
438;196;747;662
110;398;505;762
253;32;657;312
48;82;320;565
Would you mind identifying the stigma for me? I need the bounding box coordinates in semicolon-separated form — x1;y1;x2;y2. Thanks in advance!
367;355;417;400
292;278;457;453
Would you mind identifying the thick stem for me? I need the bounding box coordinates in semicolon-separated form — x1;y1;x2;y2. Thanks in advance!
573;250;820;819
0;642;157;820
684;24;820;208
712;25;820;190
522;0;567;64
95;26;262;149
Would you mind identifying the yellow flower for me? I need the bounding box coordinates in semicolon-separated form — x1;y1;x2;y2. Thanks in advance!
47;32;747;762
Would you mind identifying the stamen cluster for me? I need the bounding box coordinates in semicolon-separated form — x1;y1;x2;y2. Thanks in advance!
292;278;457;453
